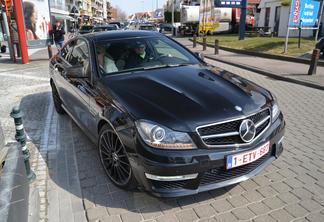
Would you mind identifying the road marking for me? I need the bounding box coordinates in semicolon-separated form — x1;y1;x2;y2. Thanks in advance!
0;72;49;81
40;94;54;151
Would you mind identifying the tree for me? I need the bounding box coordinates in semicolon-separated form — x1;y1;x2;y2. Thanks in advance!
116;6;127;22
164;11;180;23
107;1;112;21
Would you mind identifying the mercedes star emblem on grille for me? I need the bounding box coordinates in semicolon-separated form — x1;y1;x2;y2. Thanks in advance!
239;119;256;143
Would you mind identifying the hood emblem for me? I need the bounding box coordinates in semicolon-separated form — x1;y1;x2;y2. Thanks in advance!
235;106;242;112
239;119;256;143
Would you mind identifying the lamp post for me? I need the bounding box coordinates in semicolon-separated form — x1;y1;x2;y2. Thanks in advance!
315;0;324;41
172;0;175;36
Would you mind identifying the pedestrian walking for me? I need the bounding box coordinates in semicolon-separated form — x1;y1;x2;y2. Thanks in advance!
51;21;65;50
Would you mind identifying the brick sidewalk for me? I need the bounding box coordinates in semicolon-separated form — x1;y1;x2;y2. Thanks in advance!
1;39;324;222
174;38;324;90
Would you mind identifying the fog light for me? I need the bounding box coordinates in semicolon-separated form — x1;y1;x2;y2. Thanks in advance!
145;173;198;181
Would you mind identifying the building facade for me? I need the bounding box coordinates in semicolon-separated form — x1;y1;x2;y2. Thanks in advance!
50;0;112;29
258;0;323;37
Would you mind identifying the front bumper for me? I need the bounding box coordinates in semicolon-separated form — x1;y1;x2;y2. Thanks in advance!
127;113;285;197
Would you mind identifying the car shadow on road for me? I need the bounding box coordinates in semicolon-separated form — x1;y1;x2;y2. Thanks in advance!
20;92;234;217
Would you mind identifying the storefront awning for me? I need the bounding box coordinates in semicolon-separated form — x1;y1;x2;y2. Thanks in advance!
51;13;77;21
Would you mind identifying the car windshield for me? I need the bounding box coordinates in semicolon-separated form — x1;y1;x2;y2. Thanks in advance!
95;36;200;76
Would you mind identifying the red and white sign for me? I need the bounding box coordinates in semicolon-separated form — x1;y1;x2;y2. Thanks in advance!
226;141;270;169
293;0;301;24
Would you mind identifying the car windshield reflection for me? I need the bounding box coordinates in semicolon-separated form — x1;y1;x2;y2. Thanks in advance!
95;37;200;76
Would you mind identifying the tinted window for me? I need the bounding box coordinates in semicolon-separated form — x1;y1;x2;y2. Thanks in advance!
95;36;200;76
60;41;74;60
67;39;89;67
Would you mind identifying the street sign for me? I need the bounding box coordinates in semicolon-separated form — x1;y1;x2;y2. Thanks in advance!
288;0;320;27
214;0;243;8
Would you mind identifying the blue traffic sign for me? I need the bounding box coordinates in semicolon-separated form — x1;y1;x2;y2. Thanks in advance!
214;0;243;8
289;0;320;27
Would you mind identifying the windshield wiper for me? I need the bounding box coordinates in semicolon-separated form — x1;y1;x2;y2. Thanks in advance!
108;64;194;75
143;63;192;70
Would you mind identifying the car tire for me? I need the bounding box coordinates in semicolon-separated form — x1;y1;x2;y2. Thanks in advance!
98;124;137;190
51;83;65;114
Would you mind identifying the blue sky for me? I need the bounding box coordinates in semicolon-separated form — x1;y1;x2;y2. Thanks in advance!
110;0;167;15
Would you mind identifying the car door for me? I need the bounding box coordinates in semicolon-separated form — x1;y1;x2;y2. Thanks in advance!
53;40;77;115
63;38;95;133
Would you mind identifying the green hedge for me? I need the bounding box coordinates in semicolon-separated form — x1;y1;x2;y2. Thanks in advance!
281;0;290;6
164;11;180;23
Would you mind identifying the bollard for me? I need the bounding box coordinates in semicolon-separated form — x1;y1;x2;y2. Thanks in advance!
214;39;219;55
10;106;36;183
193;34;197;48
47;43;53;59
10;106;24;142
308;49;320;75
203;35;207;51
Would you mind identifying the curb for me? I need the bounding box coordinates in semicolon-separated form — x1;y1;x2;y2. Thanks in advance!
204;54;324;91
189;39;324;67
0;121;33;222
0;143;29;222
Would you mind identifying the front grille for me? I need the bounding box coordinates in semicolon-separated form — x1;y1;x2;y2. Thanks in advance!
150;151;272;191
198;120;241;136
204;135;241;145
151;180;187;190
200;151;271;185
256;119;270;135
197;109;271;147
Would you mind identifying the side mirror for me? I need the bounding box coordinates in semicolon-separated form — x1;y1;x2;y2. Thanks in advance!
194;52;204;61
65;66;87;78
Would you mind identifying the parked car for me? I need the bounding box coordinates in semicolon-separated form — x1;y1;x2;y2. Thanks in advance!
138;24;157;31
49;31;285;197
159;23;173;32
316;37;324;55
92;25;118;32
78;25;94;35
109;22;123;29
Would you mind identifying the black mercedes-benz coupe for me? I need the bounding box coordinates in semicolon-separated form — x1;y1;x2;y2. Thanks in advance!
49;31;285;197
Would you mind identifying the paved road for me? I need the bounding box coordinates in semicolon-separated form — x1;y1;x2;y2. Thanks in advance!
1;56;324;222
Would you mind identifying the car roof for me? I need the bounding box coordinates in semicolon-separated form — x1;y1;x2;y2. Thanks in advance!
94;25;115;28
82;30;162;42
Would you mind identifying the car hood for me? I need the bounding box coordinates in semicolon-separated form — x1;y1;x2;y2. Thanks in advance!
102;65;272;132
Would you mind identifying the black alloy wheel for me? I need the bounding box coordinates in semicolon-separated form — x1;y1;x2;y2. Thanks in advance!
98;125;136;188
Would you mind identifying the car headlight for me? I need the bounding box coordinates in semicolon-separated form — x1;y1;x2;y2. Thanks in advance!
272;102;280;122
135;120;197;149
271;93;281;123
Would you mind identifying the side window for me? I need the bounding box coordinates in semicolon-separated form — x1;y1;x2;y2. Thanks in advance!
68;39;89;67
60;41;74;60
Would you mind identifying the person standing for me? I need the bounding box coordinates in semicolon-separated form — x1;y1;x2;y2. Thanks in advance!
51;21;65;50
